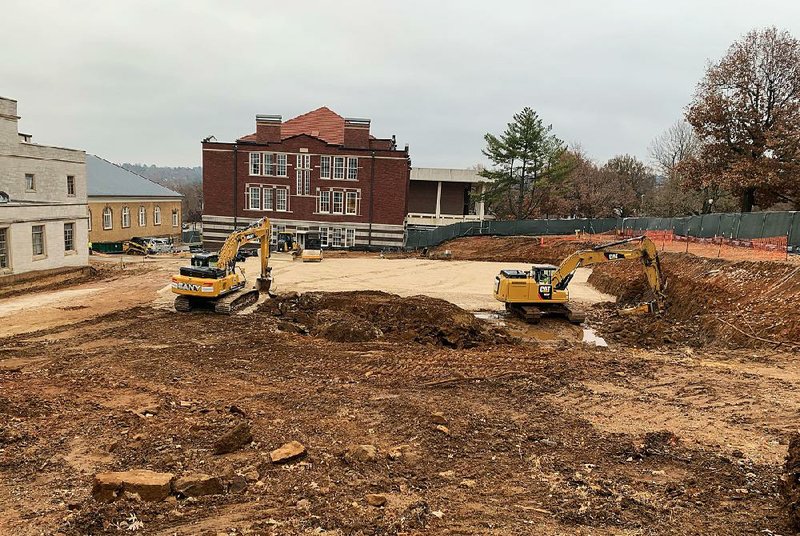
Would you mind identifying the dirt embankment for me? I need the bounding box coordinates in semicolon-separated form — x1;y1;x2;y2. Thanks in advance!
261;290;509;348
427;236;593;264
588;253;800;348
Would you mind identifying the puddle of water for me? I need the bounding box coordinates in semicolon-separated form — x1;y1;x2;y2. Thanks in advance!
473;311;506;326
582;328;608;347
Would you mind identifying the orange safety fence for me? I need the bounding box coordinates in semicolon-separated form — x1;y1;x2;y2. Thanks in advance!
539;229;791;262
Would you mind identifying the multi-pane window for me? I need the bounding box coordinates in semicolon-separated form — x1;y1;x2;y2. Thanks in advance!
332;191;344;214
67;175;75;196
64;223;75;252
154;206;162;225
0;228;8;269
32;225;45;256
320;227;328;247
347;158;358;180
138;206;146;226
318;190;330;213
25;174;35;191
263;188;273;211
296;154;311;195
331;227;344;247
252;152;287;176
333;157;345;179
172;209;179;227
276;188;288;211
346;228;356;247
247;186;261;210
249;152;261;176
103;207;113;229
346;191;358;215
276;154;287;176
121;206;131;228
320;156;331;179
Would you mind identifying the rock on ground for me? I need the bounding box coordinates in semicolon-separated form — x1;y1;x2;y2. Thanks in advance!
213;421;253;455
270;441;307;464
172;473;224;497
365;493;387;507
344;444;378;463
92;470;174;503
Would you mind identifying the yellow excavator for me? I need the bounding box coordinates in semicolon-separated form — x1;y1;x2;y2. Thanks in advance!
171;218;273;314
494;236;665;323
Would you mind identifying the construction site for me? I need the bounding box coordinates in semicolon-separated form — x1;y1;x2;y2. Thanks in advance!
1;228;800;536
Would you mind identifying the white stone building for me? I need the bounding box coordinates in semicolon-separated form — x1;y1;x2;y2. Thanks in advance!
0;97;88;280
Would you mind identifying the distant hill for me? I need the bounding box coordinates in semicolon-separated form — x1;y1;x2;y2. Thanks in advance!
121;163;203;222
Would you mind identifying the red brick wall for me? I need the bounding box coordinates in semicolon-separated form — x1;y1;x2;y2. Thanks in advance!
440;182;468;215
202;134;410;226
408;181;438;213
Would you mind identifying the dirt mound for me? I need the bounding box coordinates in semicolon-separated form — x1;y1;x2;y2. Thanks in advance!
588;253;800;348
427;235;595;264
261;291;507;348
783;434;800;530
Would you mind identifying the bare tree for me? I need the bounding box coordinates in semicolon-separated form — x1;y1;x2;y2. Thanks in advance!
648;121;700;177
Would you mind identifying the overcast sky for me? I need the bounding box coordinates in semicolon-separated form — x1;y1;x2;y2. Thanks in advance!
3;0;800;168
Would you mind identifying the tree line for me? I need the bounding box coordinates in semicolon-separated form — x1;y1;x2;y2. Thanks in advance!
480;27;800;219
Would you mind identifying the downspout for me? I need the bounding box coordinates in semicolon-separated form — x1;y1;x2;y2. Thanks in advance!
233;144;239;230
368;151;375;248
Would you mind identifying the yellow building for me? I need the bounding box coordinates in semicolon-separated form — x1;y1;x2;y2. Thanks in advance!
87;155;183;246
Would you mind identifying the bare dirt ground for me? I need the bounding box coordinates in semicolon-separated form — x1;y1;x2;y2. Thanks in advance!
0;244;798;535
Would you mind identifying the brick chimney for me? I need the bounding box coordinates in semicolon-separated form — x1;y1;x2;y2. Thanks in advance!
255;114;281;143
343;118;370;148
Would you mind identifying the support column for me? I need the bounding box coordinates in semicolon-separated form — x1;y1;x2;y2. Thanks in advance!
435;181;442;223
478;183;485;221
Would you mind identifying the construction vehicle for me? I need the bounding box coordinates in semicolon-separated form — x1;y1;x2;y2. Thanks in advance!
171;218;273;314
122;237;151;255
276;231;299;253
300;231;323;262
494;236;665;324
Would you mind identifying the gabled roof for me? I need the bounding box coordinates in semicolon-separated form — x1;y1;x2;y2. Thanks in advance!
86;154;182;198
239;106;349;145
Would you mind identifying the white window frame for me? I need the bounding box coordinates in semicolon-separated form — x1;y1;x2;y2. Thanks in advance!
154;206;162;225
31;224;46;257
103;207;113;230
345;191;359;215
247;186;261;210
318;190;330;213
249;152;261;176
320;227;329;247
333;157;345;179
346;228;356;247
296;154;311;195
332;191;344;214
320;156;331;179
172;209;179;227
138;206;146;227
64;222;75;252
0;227;10;269
347;157;358;180
276;188;288;211
263;188;273;211
263;153;273;176
121;206;131;228
67;175;76;196
331;227;344;247
276;154;287;177
25;173;35;191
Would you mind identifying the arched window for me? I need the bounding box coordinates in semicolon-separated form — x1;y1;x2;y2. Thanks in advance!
138;206;146;226
121;206;130;228
154;206;161;225
102;207;113;230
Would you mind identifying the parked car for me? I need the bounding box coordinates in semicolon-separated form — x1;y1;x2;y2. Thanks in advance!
147;238;174;254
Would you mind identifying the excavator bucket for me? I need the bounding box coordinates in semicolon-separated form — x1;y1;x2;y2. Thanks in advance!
619;301;658;316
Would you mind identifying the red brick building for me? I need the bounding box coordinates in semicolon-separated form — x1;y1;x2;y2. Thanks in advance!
202;107;410;249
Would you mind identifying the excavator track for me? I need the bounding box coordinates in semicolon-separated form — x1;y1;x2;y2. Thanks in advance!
213;289;259;315
174;295;194;312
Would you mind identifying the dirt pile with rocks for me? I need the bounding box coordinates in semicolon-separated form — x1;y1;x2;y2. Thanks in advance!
588;253;800;348
261;290;509;348
782;434;800;530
